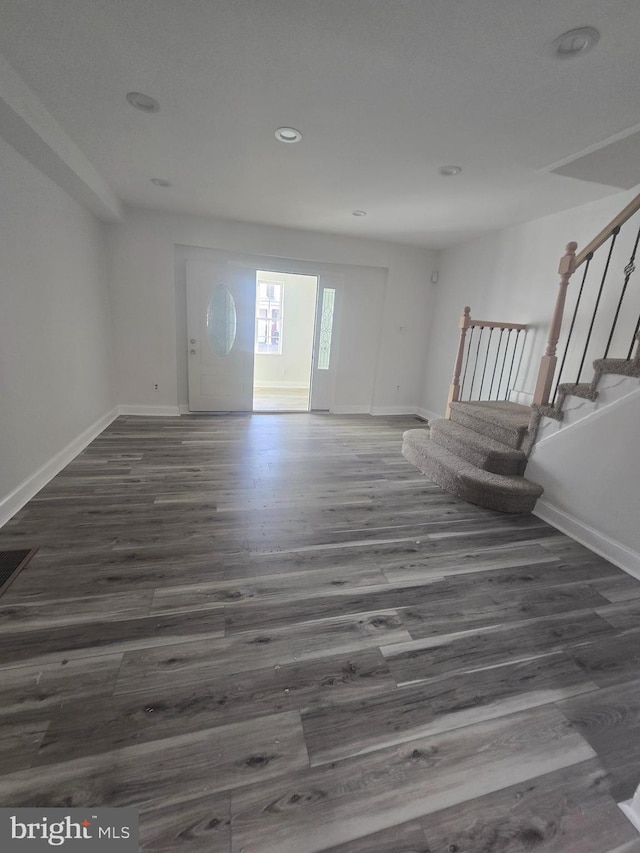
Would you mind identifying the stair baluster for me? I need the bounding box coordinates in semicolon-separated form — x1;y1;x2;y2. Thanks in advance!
534;190;640;408
488;328;505;399
574;227;620;385
447;308;527;416
629;323;640;362
551;254;593;404
604;221;640;358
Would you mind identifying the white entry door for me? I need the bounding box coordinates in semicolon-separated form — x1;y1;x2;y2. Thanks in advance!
186;260;256;411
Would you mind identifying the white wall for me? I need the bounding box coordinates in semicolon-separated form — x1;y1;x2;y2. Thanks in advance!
422;187;640;417
0;136;115;522
108;207;437;414
254;271;316;388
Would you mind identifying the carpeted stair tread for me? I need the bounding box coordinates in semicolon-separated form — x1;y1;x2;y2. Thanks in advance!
593;358;640;377
448;400;531;449
402;429;543;514
429;418;526;475
557;382;597;401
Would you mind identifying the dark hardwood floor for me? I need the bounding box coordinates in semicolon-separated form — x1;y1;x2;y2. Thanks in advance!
1;413;640;852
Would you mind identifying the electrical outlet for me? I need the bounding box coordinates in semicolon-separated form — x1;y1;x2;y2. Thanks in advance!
153;383;159;392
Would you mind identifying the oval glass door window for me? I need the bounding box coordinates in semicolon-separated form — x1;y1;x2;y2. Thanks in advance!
206;284;237;356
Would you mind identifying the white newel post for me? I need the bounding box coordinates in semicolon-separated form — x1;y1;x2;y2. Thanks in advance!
446;306;471;418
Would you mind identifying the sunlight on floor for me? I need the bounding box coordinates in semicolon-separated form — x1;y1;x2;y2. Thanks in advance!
253;386;310;411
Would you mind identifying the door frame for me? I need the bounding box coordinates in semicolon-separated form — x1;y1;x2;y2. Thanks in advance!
253;268;318;412
176;246;346;414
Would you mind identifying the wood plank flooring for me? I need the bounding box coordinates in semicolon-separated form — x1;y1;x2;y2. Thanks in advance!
1;413;640;851
253;386;310;411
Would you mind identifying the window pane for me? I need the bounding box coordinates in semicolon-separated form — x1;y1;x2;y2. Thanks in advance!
255;279;284;354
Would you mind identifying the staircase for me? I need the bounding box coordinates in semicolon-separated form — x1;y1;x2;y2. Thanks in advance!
403;402;542;514
403;347;640;514
404;191;640;514
537;354;640;419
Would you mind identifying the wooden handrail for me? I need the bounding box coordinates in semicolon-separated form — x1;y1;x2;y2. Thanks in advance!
468;319;527;331
575;190;640;268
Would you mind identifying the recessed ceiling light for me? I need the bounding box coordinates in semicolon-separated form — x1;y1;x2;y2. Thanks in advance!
126;92;160;113
438;165;462;176
151;178;171;187
551;27;600;59
352;210;367;217
275;127;303;143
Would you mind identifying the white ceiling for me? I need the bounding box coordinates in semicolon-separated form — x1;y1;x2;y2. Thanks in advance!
551;125;640;189
0;0;639;248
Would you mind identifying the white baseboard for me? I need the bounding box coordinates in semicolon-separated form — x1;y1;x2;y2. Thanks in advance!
331;405;371;415
369;405;422;417
534;499;640;581
619;793;640;835
177;402;432;419
330;405;436;419
179;403;430;419
0;406;119;529
415;407;441;422
118;404;181;416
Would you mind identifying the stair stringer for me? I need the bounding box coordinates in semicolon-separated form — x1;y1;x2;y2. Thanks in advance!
532;372;640;444
526;341;640;447
526;383;640;579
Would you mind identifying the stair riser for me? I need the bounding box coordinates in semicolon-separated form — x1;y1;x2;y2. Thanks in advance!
429;426;526;476
449;409;526;450
402;440;538;514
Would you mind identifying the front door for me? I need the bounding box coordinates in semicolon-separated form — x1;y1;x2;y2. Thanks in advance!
186;260;256;411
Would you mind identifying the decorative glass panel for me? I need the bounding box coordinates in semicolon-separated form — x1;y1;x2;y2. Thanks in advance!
317;288;335;370
206;284;237;356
